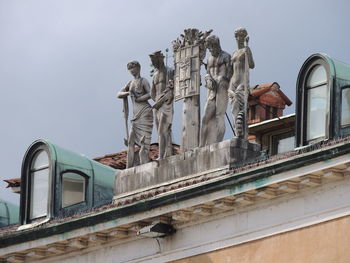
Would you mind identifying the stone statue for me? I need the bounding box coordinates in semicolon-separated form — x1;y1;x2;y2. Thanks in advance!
149;51;174;159
117;61;153;168
200;35;232;147
228;28;255;139
172;28;212;152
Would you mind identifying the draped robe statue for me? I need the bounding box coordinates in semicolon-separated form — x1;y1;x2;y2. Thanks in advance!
117;61;153;168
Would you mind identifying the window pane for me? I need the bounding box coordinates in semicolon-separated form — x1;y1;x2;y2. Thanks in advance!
31;150;49;170
277;136;295;153
30;169;49;219
306;65;327;87
62;173;85;208
341;88;350;126
307;85;327;140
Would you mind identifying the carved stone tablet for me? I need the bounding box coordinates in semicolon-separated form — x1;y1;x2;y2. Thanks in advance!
174;45;200;101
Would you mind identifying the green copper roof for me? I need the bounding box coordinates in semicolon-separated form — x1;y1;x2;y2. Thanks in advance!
0;198;19;226
35;140;95;172
21;139;117;221
27;139;116;179
315;53;350;85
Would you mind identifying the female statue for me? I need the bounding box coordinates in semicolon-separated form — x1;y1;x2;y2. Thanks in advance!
117;61;153;168
228;28;255;139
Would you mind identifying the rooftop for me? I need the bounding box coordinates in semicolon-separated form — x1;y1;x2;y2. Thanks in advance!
1;135;350;249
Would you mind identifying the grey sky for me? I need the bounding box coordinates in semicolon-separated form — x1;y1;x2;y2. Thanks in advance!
0;0;349;204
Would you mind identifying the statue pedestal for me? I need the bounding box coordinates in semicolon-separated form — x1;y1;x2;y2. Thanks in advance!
113;139;261;200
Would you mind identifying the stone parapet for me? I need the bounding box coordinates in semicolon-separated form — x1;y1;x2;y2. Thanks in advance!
114;139;261;199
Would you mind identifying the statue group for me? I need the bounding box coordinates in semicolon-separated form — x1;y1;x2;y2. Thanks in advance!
118;27;254;168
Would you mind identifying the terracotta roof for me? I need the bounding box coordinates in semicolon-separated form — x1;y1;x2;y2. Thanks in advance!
3;178;20;188
93;143;180;170
250;82;292;107
250;82;276;97
93;151;127;170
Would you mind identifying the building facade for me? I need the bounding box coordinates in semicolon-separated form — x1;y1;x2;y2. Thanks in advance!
1;53;350;263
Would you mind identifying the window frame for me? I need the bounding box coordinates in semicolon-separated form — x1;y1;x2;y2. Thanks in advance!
340;86;350;129
271;131;295;155
54;168;91;217
250;104;257;121
21;144;54;224
304;65;329;142
296;58;332;147
61;170;88;209
29;149;51;219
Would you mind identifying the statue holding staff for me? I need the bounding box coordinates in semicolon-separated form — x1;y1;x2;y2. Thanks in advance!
117;61;153;168
200;35;231;147
150;51;174;159
228;28;255;139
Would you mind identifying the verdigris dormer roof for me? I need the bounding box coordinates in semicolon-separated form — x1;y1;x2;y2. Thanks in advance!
27;139;116;187
20;139;117;225
0;199;19;227
299;53;350;89
322;53;350;84
296;53;350;147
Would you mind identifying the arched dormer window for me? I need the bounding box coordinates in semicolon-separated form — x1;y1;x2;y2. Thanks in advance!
304;64;329;142
296;55;333;147
20;142;54;226
20;139;116;226
29;149;50;220
296;53;350;147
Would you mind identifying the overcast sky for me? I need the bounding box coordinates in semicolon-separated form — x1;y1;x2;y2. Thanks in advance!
1;0;349;204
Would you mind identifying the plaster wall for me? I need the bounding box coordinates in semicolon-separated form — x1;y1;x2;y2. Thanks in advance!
172;215;350;263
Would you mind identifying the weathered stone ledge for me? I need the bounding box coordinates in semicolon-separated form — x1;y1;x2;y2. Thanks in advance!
114;138;261;198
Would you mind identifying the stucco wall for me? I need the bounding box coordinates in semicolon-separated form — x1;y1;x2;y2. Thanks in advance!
172;215;350;263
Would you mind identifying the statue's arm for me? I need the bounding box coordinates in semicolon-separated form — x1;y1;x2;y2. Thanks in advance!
167;68;175;102
166;79;174;103
117;82;130;98
226;54;233;81
150;77;156;102
229;51;236;81
218;53;232;84
228;52;236;95
135;78;151;102
246;47;255;69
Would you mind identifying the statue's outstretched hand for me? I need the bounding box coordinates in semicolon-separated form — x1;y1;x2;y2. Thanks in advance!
117;90;129;99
